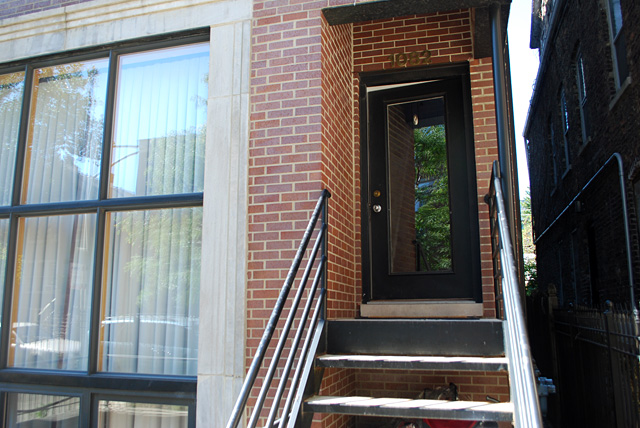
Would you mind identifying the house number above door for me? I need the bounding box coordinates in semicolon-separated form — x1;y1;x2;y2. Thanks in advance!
387;50;432;68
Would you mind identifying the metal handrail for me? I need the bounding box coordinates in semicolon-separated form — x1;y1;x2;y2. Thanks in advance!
226;189;330;428
487;161;543;427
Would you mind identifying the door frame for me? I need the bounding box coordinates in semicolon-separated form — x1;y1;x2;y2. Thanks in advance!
359;63;482;303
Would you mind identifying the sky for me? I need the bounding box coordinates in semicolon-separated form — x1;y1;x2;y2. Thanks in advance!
507;0;540;198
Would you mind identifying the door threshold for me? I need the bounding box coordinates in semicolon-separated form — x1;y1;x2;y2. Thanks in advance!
360;300;483;319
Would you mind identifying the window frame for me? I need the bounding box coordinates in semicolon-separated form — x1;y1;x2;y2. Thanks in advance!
575;51;590;144
0;30;209;427
549;116;558;192
604;0;629;88
559;86;571;175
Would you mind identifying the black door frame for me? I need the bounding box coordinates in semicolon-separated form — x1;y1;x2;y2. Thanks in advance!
360;63;482;303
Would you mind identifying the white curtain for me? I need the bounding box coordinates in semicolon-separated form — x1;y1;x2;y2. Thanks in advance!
100;43;208;378
22;60;107;204
10;214;95;370
0;72;24;206
9;59;108;371
110;43;208;198
98;401;187;428
6;43;206;426
0;219;8;315
101;207;201;376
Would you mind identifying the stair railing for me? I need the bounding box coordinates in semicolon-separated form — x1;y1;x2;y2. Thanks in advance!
486;161;543;427
226;189;331;428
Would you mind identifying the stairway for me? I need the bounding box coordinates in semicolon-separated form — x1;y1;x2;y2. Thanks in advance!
302;319;515;425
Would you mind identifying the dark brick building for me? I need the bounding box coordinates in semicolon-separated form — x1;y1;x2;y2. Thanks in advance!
526;0;640;425
526;0;640;308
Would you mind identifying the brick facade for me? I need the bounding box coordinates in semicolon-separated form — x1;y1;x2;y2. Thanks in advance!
526;0;640;307
248;4;505;426
0;0;514;425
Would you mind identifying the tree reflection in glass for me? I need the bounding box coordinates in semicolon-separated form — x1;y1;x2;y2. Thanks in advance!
388;98;452;273
0;72;24;206
414;124;452;271
22;60;108;204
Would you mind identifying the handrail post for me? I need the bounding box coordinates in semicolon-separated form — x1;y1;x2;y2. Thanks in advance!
321;192;329;322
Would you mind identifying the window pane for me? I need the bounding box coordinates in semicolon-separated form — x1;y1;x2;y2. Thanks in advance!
0;72;24;206
100;207;201;375
109;43;209;198
10;214;96;370
22;59;108;204
0;218;8;323
7;393;80;427
97;401;188;428
608;0;623;36
577;55;587;102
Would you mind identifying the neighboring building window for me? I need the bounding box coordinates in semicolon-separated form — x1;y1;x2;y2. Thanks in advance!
576;52;590;143
0;36;208;426
559;87;570;173
549;118;558;189
605;0;629;87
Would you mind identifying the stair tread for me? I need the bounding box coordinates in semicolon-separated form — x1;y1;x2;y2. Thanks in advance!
305;395;513;421
317;354;508;371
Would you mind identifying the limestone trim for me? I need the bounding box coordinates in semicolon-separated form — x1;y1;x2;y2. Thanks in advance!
0;0;251;63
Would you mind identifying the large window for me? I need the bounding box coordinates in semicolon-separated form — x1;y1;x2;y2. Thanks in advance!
0;35;208;427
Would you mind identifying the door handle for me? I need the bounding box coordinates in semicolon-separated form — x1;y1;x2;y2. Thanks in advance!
372;204;382;213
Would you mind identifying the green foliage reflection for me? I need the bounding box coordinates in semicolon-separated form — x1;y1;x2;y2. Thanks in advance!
414;125;452;271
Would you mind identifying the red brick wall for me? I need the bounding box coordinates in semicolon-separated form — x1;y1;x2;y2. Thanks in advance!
321;17;359;321
355;368;510;403
0;0;93;20
470;57;500;317
351;11;499;314
248;1;360;425
317;15;358;428
352;11;473;74
247;4;503;424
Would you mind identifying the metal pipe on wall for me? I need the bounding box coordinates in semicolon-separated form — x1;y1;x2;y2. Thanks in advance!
490;4;512;221
490;3;525;295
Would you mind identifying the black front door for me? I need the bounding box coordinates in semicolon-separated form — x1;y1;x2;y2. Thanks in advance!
363;76;481;301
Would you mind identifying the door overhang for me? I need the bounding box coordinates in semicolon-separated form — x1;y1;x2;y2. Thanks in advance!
322;0;511;58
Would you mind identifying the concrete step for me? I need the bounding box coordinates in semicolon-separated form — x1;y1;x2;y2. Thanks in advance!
327;319;504;357
304;395;513;422
316;354;509;371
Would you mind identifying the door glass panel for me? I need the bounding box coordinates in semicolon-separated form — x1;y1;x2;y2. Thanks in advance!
387;97;452;273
